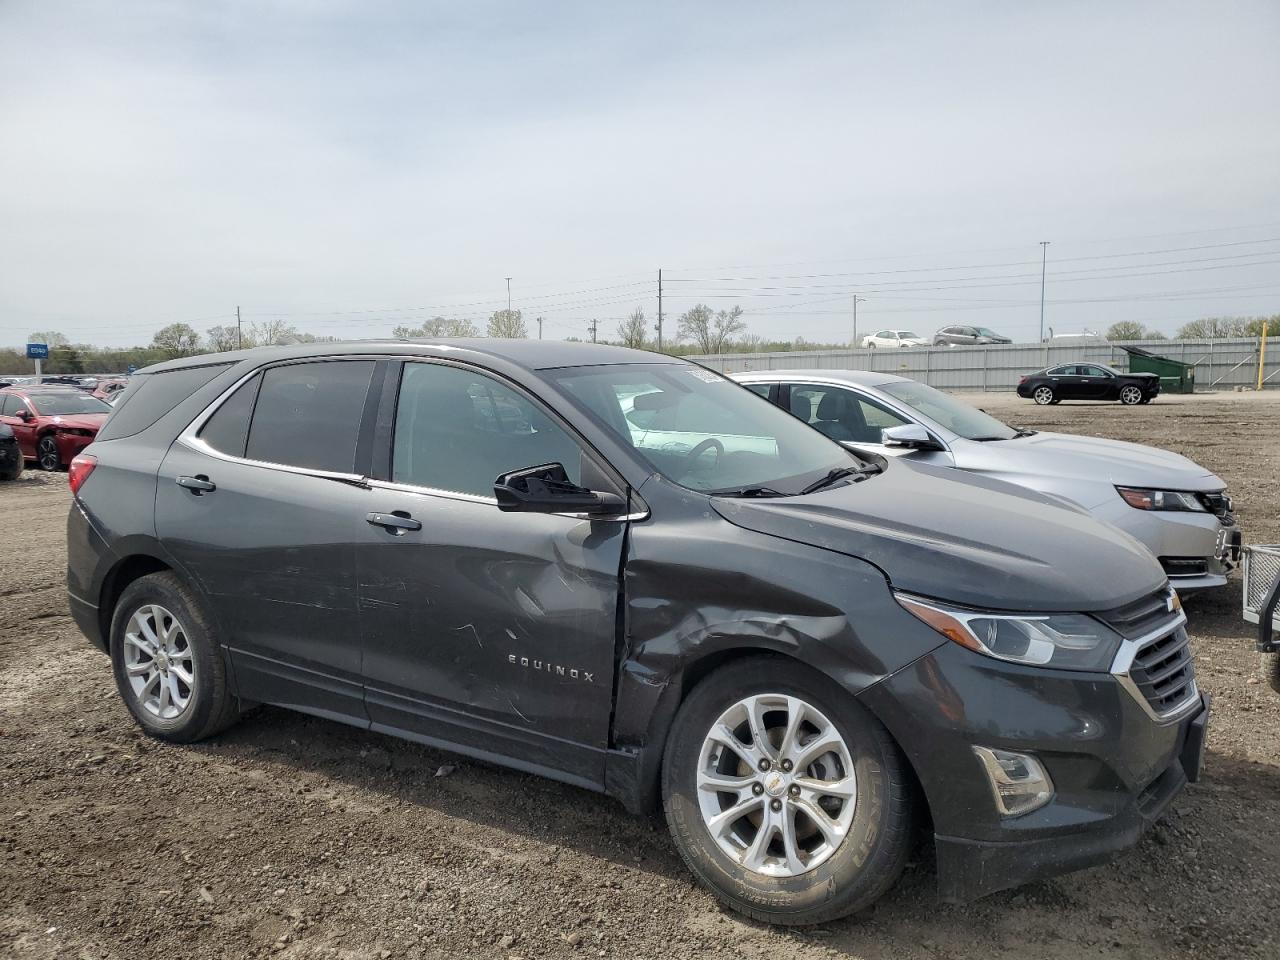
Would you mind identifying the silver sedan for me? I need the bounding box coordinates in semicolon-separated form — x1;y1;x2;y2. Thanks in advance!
733;369;1241;592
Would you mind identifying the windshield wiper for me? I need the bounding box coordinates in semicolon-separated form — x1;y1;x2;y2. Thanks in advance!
799;466;871;495
1013;429;1038;438
713;486;788;498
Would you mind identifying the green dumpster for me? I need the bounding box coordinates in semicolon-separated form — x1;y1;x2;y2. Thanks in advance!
1119;345;1195;394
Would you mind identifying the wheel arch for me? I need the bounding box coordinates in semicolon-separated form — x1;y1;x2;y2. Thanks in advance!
608;643;923;820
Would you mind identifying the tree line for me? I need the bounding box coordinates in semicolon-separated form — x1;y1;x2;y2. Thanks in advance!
5;308;1276;374
1105;314;1278;341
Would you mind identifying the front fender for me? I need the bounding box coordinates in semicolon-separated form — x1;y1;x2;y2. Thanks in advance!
605;507;946;812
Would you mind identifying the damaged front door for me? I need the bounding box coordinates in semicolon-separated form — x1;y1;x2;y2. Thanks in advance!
355;360;626;787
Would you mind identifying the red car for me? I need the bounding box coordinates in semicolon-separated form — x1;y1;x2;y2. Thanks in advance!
92;378;129;403
0;387;111;471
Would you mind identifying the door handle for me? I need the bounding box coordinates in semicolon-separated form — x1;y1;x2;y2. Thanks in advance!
176;475;216;495
366;511;421;533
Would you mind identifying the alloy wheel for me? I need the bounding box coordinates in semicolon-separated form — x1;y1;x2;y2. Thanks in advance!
1120;385;1142;405
697;694;856;877
1033;386;1054;405
123;604;196;720
37;437;60;471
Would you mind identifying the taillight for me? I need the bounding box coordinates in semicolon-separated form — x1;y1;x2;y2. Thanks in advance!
1018;376;1028;384
68;454;97;494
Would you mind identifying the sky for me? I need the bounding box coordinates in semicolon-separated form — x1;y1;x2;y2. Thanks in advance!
1;0;1278;350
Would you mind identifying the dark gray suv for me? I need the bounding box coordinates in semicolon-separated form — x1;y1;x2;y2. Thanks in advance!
67;340;1208;925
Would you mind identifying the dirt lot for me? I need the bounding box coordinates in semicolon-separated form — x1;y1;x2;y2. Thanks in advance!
2;391;1278;960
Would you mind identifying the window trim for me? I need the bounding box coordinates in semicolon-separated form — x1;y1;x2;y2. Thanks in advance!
178;356;383;485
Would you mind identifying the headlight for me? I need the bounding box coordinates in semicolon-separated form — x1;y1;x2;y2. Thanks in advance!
1116;486;1205;512
896;594;1122;671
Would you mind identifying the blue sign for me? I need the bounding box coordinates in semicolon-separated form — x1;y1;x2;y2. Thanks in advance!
26;343;49;360
127;364;137;375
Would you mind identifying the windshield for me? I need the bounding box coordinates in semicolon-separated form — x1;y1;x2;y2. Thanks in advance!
975;327;1003;338
547;363;861;494
27;393;112;416
879;380;1016;441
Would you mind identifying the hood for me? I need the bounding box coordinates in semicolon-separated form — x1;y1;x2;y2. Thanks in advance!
955;431;1222;492
41;413;107;431
710;458;1165;613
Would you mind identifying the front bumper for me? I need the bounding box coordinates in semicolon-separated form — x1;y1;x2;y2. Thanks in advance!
860;640;1207;903
53;432;96;463
1089;497;1239;591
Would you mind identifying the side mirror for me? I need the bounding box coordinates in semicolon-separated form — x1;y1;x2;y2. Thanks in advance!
882;424;942;450
17;410;32;422
494;462;626;516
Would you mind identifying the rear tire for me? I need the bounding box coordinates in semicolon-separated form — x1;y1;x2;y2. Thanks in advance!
662;656;914;926
109;572;241;743
1119;385;1143;405
1033;385;1055;405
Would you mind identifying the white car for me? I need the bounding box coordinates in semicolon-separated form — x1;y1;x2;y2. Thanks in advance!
860;330;930;349
733;368;1241;592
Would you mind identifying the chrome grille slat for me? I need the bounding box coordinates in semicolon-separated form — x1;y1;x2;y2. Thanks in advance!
1107;588;1199;722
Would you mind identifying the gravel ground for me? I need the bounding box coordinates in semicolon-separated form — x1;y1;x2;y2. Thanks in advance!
1;391;1278;960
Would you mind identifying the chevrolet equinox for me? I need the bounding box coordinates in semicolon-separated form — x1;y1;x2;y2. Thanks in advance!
67;340;1208;925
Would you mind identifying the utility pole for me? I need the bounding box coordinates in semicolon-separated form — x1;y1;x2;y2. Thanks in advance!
537;316;543;340
237;305;242;349
657;268;664;352
505;277;512;315
588;319;598;343
1038;242;1050;343
852;295;866;347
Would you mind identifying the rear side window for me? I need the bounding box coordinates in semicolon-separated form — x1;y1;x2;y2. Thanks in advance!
199;374;261;458
246;361;375;473
0;394;21;416
96;363;232;442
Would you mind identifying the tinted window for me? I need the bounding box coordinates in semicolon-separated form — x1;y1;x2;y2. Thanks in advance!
392;362;582;497
1082;365;1113;377
0;394;20;416
246;361;375;473
1047;365;1078;376
199;374;261;457
881;379;1016;441
96;363;233;442
743;382;772;398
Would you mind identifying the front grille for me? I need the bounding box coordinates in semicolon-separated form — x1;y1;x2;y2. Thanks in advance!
1160;557;1209;579
1129;626;1197;716
1097;587;1176;638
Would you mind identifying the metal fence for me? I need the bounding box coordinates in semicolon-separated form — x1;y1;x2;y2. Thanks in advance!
689;337;1280;392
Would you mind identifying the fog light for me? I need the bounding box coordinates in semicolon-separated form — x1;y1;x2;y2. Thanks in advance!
972;746;1054;818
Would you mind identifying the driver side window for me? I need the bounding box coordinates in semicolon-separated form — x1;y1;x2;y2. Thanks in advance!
392;363;582;497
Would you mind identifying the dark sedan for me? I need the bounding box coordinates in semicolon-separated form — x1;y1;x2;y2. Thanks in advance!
0;423;22;480
1017;363;1160;405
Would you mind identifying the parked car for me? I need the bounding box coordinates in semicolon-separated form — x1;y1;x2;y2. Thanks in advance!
68;341;1206;925
733;369;1239;592
0;386;111;470
860;329;929;349
933;325;1012;347
1017;363;1160;405
92;378;129;402
0;423;22;480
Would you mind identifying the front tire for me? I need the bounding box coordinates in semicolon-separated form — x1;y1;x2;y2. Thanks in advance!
1033;385;1055;405
662;657;914;926
1119;385;1143;405
109;572;241;743
37;435;61;471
